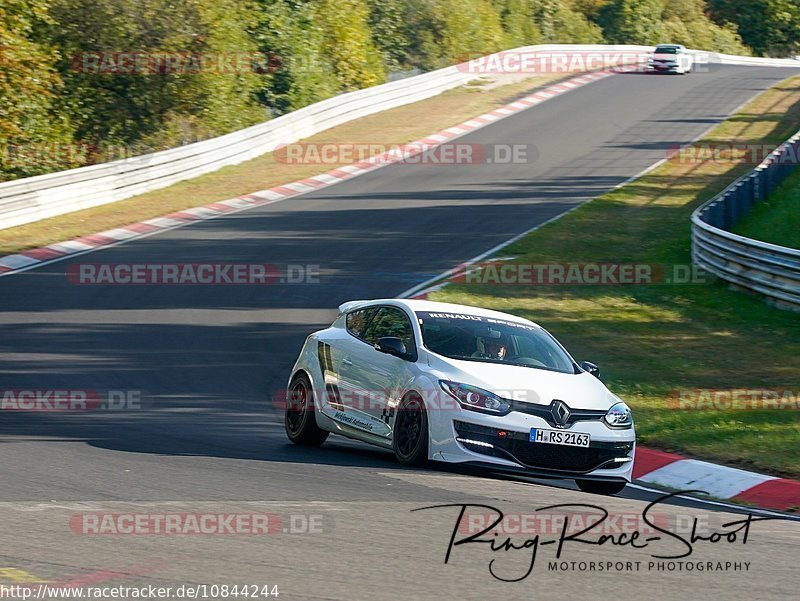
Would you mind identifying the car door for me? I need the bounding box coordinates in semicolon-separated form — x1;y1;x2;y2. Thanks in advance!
318;306;379;429
337;305;418;439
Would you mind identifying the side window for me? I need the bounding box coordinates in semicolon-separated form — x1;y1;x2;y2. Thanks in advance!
362;307;416;354
346;308;377;339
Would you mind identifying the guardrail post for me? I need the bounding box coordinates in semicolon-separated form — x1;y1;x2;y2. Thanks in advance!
704;201;719;228
729;183;744;227
719;192;731;229
754;168;766;201
783;142;800;180
714;201;725;228
742;175;756;215
765;159;776;197
777;148;790;183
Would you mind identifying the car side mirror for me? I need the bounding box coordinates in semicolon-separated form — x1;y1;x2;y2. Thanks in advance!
375;337;410;359
581;361;600;378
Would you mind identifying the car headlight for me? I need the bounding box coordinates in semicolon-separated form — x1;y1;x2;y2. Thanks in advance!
604;401;633;429
440;380;511;416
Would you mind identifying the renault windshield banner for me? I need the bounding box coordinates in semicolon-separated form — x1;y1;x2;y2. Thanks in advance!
416;311;541;332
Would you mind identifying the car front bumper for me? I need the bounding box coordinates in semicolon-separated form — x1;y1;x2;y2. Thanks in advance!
429;408;635;481
649;63;682;73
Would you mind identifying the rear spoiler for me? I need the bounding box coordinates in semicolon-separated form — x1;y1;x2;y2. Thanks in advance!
337;300;369;315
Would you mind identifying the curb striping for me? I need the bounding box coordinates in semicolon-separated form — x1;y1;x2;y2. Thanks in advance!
0;254;40;269
634;449;798;511
637;457;777;499
631;448;683;479
735;478;800;510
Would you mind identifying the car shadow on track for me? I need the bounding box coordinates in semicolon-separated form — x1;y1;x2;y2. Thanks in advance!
0;406;772;516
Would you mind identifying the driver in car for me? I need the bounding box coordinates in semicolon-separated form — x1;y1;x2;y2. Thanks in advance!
472;331;508;360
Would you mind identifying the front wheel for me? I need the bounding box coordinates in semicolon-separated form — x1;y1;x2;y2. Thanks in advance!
392;393;429;466
575;479;627;496
285;373;329;446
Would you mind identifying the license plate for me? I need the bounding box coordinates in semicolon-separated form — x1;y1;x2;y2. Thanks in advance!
529;428;590;447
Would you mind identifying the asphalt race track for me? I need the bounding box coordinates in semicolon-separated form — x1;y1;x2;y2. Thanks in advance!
1;65;799;600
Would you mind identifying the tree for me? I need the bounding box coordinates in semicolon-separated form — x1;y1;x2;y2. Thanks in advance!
532;0;604;43
365;0;412;70
662;0;748;54
0;0;77;179
423;0;507;66
491;0;542;47
600;0;666;45
708;0;800;56
573;0;614;22
252;0;339;114
316;0;385;91
48;0;265;152
598;0;748;53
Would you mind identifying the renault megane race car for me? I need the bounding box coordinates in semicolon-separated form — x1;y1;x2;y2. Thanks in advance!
284;299;635;495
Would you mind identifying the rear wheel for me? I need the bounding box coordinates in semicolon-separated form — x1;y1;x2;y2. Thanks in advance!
576;479;627;496
393;393;428;466
285;373;328;446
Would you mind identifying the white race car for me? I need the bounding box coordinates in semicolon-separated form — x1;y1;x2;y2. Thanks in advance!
284;299;635;495
648;44;693;74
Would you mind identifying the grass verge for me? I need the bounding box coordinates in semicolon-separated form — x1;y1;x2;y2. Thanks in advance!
0;73;569;257
733;168;800;248
430;75;800;478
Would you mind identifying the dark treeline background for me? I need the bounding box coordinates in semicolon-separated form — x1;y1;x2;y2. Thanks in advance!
2;0;798;180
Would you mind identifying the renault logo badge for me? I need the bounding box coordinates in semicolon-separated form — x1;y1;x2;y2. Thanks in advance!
550;400;571;428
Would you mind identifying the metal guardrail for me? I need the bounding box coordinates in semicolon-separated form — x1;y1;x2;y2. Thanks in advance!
691;131;800;310
0;42;612;230
0;59;471;230
1;45;796;231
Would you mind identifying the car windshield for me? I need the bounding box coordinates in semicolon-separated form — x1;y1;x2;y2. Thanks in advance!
655;47;679;54
416;311;576;373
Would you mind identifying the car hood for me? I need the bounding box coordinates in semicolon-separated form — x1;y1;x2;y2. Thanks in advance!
433;356;617;411
652;53;679;62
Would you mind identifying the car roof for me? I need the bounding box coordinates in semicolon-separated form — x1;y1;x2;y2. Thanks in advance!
338;298;542;327
655;44;684;49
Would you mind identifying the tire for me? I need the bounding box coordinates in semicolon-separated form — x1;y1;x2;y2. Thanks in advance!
392;393;429;466
576;479;627;496
285;373;328;446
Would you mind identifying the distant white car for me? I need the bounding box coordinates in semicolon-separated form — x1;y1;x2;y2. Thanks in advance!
284;299;635;495
648;44;693;74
